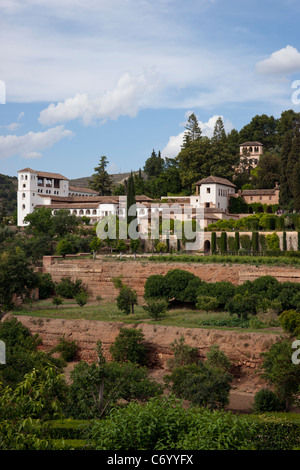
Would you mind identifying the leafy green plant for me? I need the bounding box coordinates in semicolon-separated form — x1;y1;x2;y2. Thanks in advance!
164;362;232;409
74;290;88;307
51;336;79;362
167;336;199;371
109;328;148;366
253;389;285;412
143;298;168;321
196;295;219;311
52;295;63;308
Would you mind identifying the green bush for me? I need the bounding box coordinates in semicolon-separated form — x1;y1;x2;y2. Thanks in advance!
51;337;79;362
143;298;168;321
74;290;88;307
253;389;285;412
279;309;300;336
167;336;199;370
55;277;86;299
196;295;219;311
87;397;254;450
266;232;280;250
239;234;251;252
109;328;148;366
37;273;55;299
165;363;232;409
225;292;258;319
144;274;167;300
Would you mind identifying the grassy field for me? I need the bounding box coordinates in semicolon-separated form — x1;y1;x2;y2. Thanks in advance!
10;299;282;334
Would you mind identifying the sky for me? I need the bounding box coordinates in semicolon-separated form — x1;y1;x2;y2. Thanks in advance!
1;0;300;180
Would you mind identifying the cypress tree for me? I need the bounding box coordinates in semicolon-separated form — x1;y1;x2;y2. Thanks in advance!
211;232;216;254
282;231;287;252
252;231;259;253
220;232;227;253
127;171;136;227
234;231;240;252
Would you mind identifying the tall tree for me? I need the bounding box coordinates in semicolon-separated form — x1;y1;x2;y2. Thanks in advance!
183;113;202;148
127;171;136;225
279;132;293;208
239;114;278;150
144;150;165;178
89;156;112;195
251;152;281;189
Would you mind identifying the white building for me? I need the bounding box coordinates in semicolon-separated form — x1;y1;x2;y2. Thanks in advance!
18;168;238;235
191;176;236;212
17;168;98;226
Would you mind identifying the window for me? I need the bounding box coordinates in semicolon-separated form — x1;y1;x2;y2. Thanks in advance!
33;193;35;196
206;188;210;193
250;196;253;201
22;193;25;198
23;184;26;188
206;202;210;208
22;204;25;210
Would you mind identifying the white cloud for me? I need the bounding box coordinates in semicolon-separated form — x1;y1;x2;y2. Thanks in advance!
161;132;185;159
161;114;234;159
1;111;25;132
0;125;74;159
23;151;42;159
256;45;300;75
38;72;159;126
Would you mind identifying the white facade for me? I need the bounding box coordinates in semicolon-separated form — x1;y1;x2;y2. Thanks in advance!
191;178;236;213
17;168;97;226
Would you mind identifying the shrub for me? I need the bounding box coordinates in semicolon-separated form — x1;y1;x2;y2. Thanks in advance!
165;363;232;409
116;285;137;314
109;328;148;366
86;397;255;450
143;298;168;321
67;361;162;420
52;295;63;308
55;277;86;299
253;389;285;412
266;232;280;250
196;296;219;311
56;239;74;257
205;345;231;372
279;309;300;336
144;274;167;300
51;336;79;362
249;316;265;329
167;336;199;370
74;291;88;307
239;235;251;252
225;292;258;319
37;273;55;300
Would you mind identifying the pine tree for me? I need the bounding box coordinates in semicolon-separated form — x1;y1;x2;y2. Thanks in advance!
89;156;112;195
183;113;202;147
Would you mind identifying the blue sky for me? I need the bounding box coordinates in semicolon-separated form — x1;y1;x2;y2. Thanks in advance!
1;0;300;179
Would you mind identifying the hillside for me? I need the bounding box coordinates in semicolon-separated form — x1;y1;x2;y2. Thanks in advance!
0;174;18;215
70;170;147;189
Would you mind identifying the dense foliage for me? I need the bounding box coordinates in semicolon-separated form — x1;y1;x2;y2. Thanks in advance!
144;269;300;319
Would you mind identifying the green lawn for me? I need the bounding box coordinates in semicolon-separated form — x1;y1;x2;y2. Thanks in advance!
10;300;282;334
